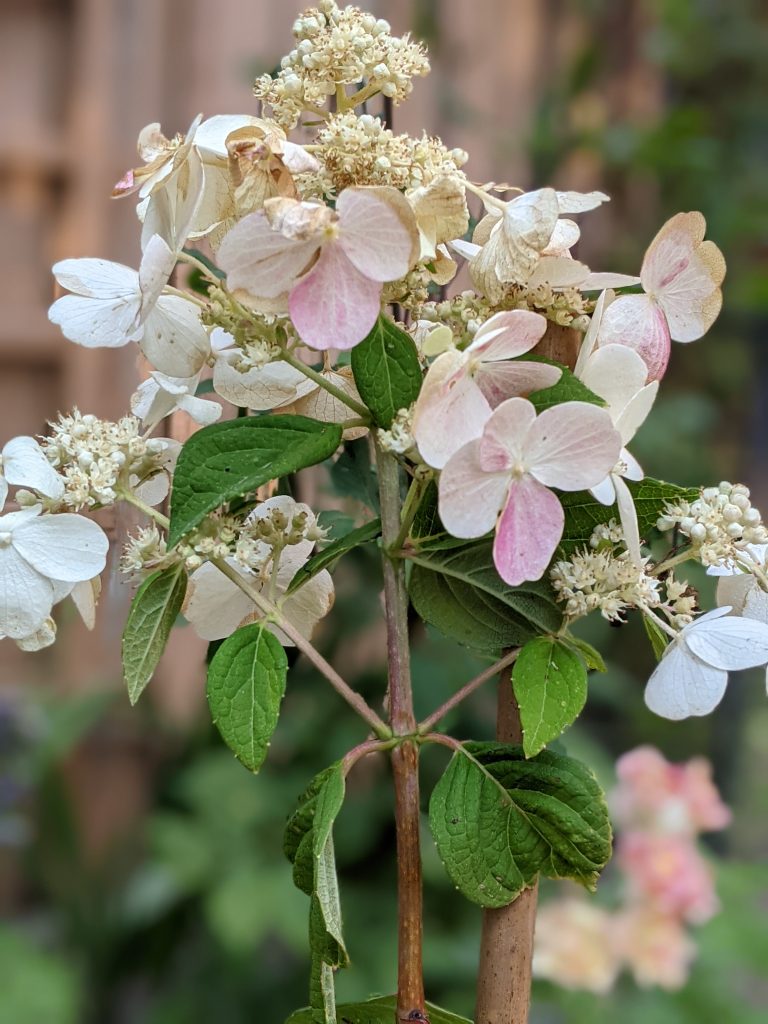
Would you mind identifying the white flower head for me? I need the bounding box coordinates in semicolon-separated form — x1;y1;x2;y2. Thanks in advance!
0;505;108;640
49;235;210;377
183;496;334;645
645;607;768;720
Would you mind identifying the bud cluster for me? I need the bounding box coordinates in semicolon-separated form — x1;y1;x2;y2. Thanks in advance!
658;482;768;566
377;405;416;457
204;288;285;366
254;2;430;128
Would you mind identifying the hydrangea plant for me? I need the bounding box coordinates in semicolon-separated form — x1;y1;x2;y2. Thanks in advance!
2;3;766;1021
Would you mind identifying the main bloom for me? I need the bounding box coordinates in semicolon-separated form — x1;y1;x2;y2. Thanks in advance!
217;186;418;350
412;310;560;469
438;397;621;585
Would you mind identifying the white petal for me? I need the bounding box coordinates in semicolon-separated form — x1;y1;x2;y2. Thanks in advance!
2;437;64;499
12;513;109;582
438;439;509;539
590;475;617;506
579;346;649;424
614;474;642;565
138;234;177;315
412;350;491;470
743;584;768;626
194;115;260;158
140;296;210;376
684;614;768;670
0;477;7;509
177;393;222;426
526;402;621;490
276;570;334;646
555;190;610;214
51;257;136;298
49;293;142;349
578;272;641;291
212;351;306;410
615;381;658;445
70;577;101;630
574;289;614;378
543;218;580;255
528;255;590;289
645;641;728;720
140;151;205;253
183;560;255;640
715;573;752;614
0;545;54;638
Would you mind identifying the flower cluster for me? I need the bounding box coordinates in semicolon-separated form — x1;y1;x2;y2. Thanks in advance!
254;3;430;128
42;410;176;510
659;481;768;566
534;746;730;993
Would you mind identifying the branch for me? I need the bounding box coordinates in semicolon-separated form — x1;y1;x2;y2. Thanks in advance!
417;649;520;735
210;558;390;739
475;665;538;1024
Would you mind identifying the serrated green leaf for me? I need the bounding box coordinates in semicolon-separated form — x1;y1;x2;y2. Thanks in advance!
643;613;670;661
168;415;342;546
287;518;381;595
559;477;699;553
512;637;588;757
562;634;607;672
408;541;563;655
286;996;472;1024
121;564;187;705
429;742;612;908
206;623;287;772
350;315;422;427
529;366;606;412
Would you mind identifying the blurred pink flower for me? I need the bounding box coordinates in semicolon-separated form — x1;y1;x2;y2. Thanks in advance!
615;908;697;990
532;899;621;994
613;745;731;835
618;831;719;924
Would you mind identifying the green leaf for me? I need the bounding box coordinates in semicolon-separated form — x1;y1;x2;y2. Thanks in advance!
529;366;606;412
121;564;187;705
644;613;670;661
562;634;607;673
286;996;472;1024
312;765;347;956
511;637;588;757
429;742;612;908
286;518;381;595
168;415;342;546
206;623;288;773
408;541;563;656
559;477;699;553
350;315;422;427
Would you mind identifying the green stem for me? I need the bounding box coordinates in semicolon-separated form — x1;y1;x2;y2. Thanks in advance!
417;649;520;735
120;490;170;529
390;470;433;555
211;557;390;739
176;250;220;283
651;549;695;577
375;438;428;1021
280;350;371;419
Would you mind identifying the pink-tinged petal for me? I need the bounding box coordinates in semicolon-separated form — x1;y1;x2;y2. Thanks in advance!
641;212;726;342
438;440;510;539
217;212;318;298
645;642;727;720
336;186;418;282
613;474;642;565
526;402;621;491
478;397;538;472
468;309;548;361
493;475;564;585
474;360;560;407
412;350;492;469
112;169;138;198
289;244;381;351
596;293;671;382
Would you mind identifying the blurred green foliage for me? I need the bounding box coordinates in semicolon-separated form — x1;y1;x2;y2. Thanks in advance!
3;1;768;1021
